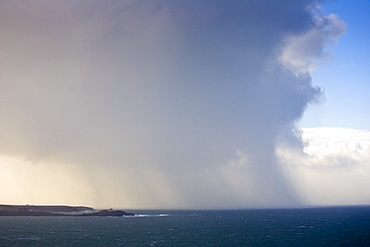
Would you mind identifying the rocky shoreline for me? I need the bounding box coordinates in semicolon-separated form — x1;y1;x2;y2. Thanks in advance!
0;204;134;217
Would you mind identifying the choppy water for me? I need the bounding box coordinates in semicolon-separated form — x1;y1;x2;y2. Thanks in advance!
1;206;369;246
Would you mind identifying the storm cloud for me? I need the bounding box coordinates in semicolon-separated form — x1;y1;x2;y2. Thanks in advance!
0;0;346;209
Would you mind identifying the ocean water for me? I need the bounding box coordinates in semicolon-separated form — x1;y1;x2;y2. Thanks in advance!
0;206;369;246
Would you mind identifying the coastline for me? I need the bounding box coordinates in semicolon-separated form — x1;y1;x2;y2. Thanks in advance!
0;204;134;217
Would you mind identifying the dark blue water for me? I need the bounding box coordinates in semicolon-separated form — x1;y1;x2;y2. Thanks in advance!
1;206;369;246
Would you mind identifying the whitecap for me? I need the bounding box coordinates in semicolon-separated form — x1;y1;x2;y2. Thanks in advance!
17;237;40;241
133;214;169;217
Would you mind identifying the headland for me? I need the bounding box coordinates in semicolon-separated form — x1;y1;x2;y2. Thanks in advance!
0;204;134;217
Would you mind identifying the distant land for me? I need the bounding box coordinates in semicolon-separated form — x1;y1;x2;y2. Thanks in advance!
0;204;134;217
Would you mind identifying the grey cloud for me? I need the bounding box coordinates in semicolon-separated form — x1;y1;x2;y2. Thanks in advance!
0;0;339;208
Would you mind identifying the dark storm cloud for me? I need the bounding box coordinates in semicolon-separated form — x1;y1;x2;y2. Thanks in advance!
0;0;343;208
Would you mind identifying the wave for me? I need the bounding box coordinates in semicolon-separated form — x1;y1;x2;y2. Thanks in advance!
132;214;170;217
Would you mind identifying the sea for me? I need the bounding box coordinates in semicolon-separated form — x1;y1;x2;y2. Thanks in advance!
0;206;369;246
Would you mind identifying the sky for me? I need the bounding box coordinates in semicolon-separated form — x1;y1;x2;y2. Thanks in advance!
300;0;370;130
0;0;369;209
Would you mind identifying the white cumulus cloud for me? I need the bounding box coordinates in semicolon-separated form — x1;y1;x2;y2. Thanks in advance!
277;128;370;206
280;13;346;74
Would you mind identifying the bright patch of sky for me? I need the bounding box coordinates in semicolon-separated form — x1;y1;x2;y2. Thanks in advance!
300;0;370;131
